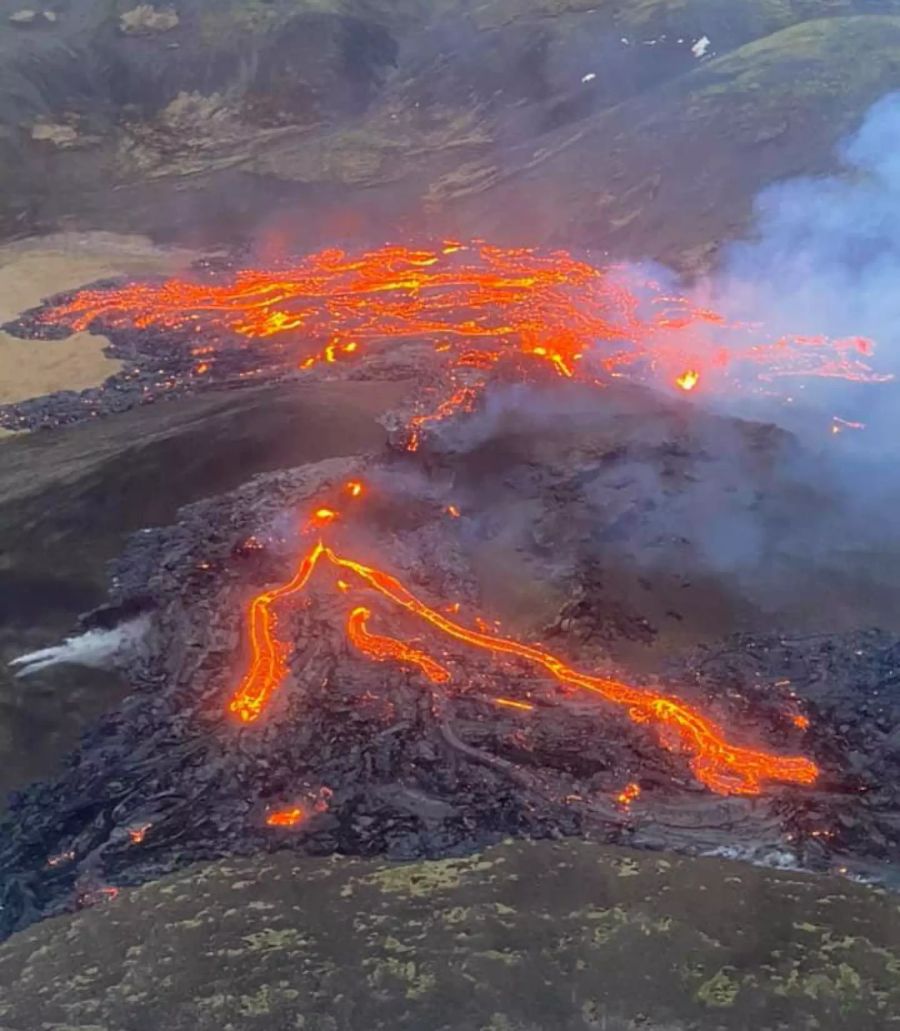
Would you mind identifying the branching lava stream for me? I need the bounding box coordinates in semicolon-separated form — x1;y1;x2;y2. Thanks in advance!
230;492;819;798
40;241;888;447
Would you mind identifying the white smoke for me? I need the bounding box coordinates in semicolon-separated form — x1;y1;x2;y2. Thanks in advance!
711;91;900;348
699;91;900;441
10;617;150;678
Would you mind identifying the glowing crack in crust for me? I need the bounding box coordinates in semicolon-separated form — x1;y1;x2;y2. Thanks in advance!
230;503;819;798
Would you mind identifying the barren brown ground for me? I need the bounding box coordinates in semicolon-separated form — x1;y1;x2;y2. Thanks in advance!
0;232;195;413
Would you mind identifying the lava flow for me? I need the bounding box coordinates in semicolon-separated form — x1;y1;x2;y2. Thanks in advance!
229;493;819;798
39;241;888;445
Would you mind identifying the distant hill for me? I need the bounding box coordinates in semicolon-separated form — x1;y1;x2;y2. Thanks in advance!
3;0;900;265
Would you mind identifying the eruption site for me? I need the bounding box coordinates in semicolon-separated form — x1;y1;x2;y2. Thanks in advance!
3;239;898;942
9;240;885;434
231;485;817;797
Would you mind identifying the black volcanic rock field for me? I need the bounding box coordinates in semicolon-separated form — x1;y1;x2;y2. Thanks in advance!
1;2;900;1029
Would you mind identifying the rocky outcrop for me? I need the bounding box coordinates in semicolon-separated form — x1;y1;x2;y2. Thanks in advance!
119;4;180;35
0;840;896;1029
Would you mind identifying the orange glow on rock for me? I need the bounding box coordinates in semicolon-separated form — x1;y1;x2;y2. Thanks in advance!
128;824;151;845
494;697;535;712
616;782;642;807
266;807;305;827
676;369;700;391
229;530;820;797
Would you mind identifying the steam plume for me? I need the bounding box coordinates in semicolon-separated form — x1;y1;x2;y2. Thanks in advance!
703;91;900;431
10;618;150;678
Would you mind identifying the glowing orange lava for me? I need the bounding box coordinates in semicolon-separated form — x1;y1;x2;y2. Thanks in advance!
347;606;451;684
41;242;888;447
266;807;305;827
229;507;819;797
128;824;151;845
42;243;840;801
616;782;642;807
494;697;535;712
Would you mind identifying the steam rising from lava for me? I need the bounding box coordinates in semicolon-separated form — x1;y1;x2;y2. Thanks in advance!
11;619;150;678
704;92;900;433
39;241;886;450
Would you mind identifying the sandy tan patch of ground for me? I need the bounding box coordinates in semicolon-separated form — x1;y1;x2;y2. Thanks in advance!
0;232;196;407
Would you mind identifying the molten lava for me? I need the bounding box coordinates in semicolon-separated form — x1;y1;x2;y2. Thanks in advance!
616;782;642;808
41;241;887;447
494;697;536;712
229;500;819;798
40;243;839;801
347;606;451;684
266;807;305;827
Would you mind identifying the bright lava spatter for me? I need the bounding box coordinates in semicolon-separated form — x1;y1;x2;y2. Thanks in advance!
41;241;888;444
675;369;700;392
231;491;819;799
266;807;305;827
616;782;642;808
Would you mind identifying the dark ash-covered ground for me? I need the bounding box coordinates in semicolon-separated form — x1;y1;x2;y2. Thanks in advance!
3;390;899;941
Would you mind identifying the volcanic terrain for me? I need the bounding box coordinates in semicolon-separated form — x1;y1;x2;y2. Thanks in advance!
1;240;899;942
2;2;900;1028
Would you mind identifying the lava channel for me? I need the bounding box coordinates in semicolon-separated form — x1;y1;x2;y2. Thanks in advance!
229;501;819;798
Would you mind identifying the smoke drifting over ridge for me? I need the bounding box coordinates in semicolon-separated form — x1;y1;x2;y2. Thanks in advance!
429;94;900;602
702;92;900;438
